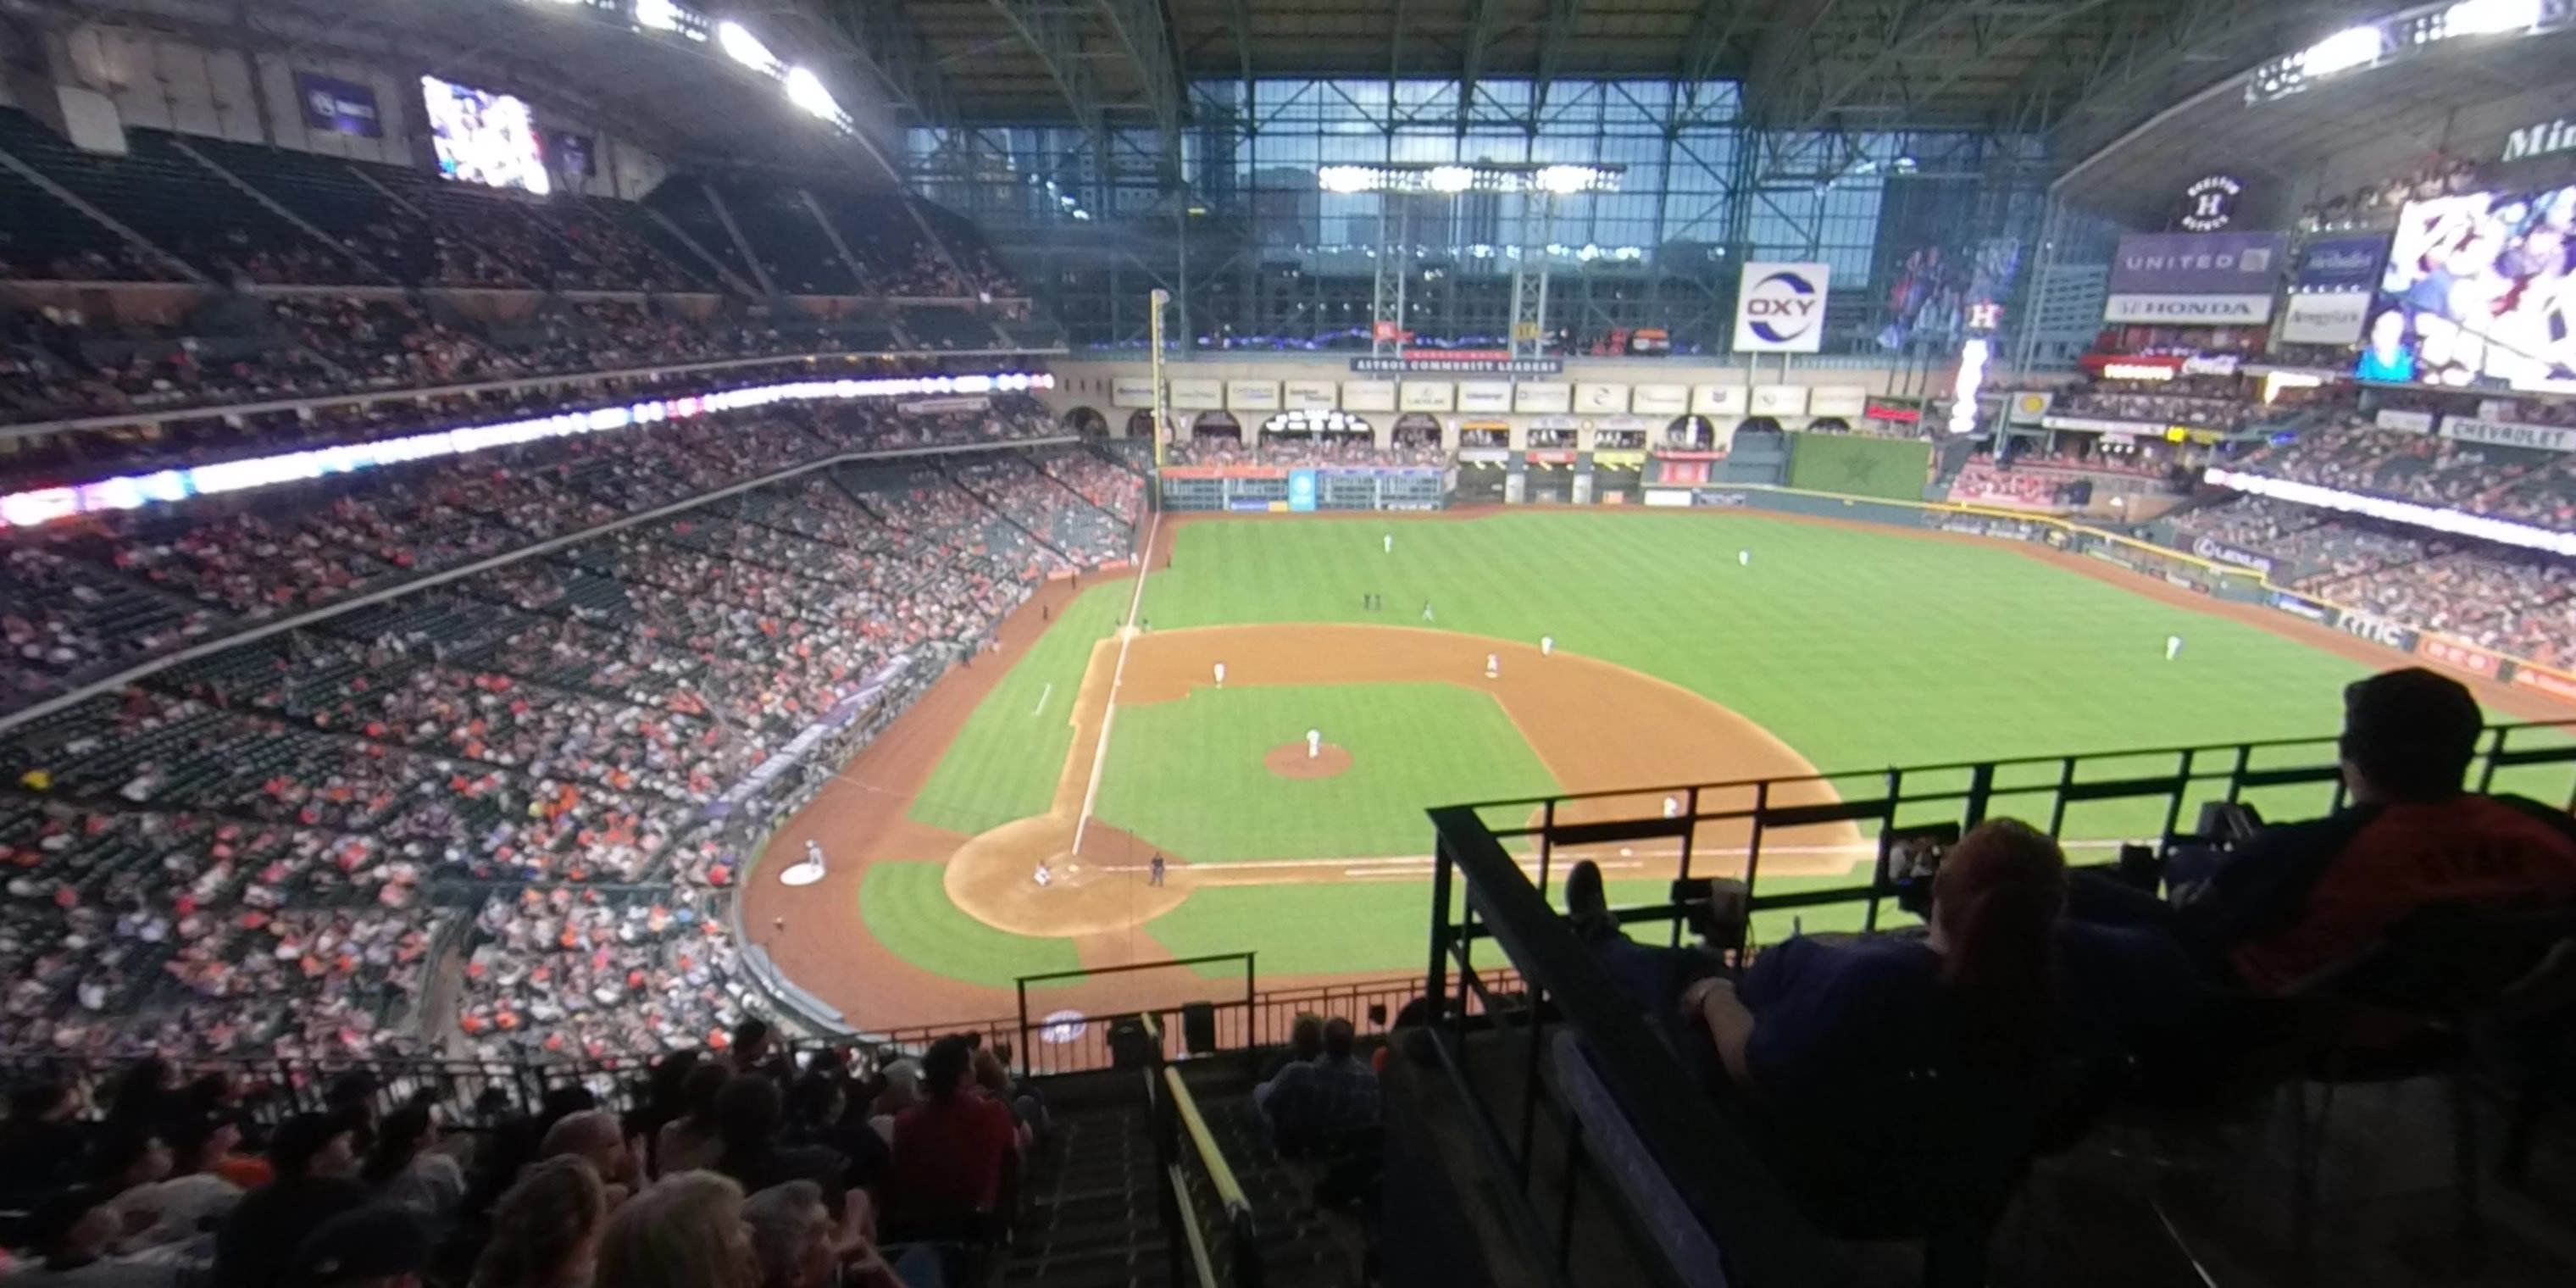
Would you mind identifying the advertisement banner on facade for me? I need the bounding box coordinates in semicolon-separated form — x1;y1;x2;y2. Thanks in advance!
1731;262;1831;353
1397;381;1454;412
1169;378;1224;410
2007;391;2053;425
1226;380;1281;413
295;72;384;138
1111;376;1156;408
2512;663;2576;704
1457;381;1513;414
2292;236;2390;291
2108;231;2289;295
1807;386;1868;418
1574;383;1627;414
1693;385;1749;416
2441;415;2576;452
2418;635;2502;678
2335;608;2419;652
2190;536;2275;575
1159;464;1291;481
1341;380;1398;413
2102;294;2275;324
2279;291;2371;345
2375;408;2436;433
1631;384;1689;416
2040;414;2159;434
1750;385;1808;416
1282;380;1338;410
1514;383;1573;414
1352;353;1561;375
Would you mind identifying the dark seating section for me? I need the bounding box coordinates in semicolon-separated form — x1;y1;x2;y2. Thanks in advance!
641;179;766;290
186;133;443;283
0;110;369;286
899;305;1002;352
0;153;172;281
705;182;861;295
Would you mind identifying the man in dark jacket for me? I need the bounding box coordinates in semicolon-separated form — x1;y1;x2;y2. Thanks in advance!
2084;668;2576;993
210;1113;368;1288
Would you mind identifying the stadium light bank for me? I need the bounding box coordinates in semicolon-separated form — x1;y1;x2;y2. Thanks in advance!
2246;0;2565;103
0;372;1056;532
519;0;858;135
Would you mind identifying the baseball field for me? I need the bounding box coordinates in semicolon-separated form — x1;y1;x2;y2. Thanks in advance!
741;508;2573;1030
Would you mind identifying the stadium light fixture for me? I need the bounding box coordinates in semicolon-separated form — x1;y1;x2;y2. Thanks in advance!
1313;162;1623;195
782;67;840;121
2444;0;2542;35
1317;165;1376;194
635;0;685;32
1426;165;1474;193
2301;25;2386;76
715;19;780;74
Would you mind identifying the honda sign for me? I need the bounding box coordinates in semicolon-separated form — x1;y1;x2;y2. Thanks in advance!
1732;262;1831;353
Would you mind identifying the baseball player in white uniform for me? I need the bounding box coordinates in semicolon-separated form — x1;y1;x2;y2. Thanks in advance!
1485;652;1500;680
2165;635;2184;662
1384;533;1395;554
1307;728;1323;759
1541;635;1555;657
803;839;826;874
1213;661;1227;687
1740;549;1752;568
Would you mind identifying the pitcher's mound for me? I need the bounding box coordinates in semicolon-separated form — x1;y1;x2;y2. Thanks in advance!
1266;743;1352;780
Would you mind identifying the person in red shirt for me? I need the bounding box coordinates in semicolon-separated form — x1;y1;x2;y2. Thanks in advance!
888;1036;1019;1217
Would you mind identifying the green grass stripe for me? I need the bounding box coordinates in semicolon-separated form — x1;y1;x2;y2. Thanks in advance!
1093;683;1560;862
908;583;1130;836
859;861;1082;985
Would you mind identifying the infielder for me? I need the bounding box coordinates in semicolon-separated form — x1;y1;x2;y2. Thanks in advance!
1485;652;1500;680
1663;795;1681;819
1307;727;1324;759
2165;635;2184;662
1541;635;1555;657
1421;602;1435;623
1213;661;1227;687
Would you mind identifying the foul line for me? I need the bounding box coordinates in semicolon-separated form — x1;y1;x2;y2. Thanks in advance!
1030;681;1053;718
1071;508;1161;854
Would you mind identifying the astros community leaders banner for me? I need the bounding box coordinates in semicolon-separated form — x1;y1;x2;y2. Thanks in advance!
2101;231;2287;325
1732;262;1831;353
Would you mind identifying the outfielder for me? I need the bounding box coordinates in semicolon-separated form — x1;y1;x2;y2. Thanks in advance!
2165;635;2185;662
1384;533;1395;554
1421;602;1435;623
1739;549;1752;568
1541;635;1555;657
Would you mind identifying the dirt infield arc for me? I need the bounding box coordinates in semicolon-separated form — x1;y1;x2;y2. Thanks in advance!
937;624;1863;940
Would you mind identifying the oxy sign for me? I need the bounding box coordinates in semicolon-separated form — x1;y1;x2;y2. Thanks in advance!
1732;262;1831;353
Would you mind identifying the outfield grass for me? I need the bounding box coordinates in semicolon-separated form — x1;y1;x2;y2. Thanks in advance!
1094;684;1559;860
907;584;1129;835
1144;513;2378;780
860;862;1083;982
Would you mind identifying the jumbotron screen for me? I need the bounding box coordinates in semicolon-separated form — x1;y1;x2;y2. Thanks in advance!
423;75;551;196
2358;185;2576;393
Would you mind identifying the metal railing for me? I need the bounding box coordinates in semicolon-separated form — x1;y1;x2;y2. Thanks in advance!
1418;721;2576;1285
1157;1064;1263;1288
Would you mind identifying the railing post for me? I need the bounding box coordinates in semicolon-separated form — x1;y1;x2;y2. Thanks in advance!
1536;797;1557;902
1014;978;1031;1079
1427;834;1455;1026
1865;768;1901;935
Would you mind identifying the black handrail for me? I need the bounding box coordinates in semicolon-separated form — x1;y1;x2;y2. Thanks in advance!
1426;803;1826;1285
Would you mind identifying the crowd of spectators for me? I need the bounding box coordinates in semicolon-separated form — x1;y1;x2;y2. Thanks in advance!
2233;408;2576;528
1945;460;2062;509
1164;436;1450;468
2298;156;2485;234
0;390;1130;1060
2047;375;2260;430
0;1024;1035;1288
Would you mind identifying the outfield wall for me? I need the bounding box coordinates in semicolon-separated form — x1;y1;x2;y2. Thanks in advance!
1781;433;1934;502
1642;482;2576;708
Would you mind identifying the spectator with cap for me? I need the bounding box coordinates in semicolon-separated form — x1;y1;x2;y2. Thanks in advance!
782;1069;891;1196
595;1171;758;1288
284;1204;429;1288
209;1113;366;1288
888;1035;1019;1218
359;1105;464;1238
469;1156;603;1288
2080;667;2576;992
8;1185;177;1287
